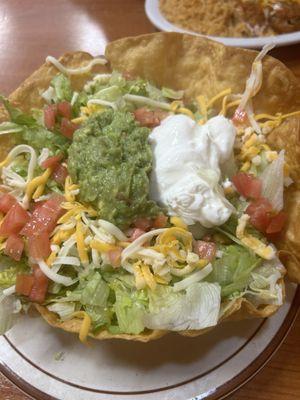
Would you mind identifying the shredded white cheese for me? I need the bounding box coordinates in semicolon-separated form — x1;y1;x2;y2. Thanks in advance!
46;55;107;75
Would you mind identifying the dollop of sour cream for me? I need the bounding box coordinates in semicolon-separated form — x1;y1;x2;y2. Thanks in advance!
149;114;236;228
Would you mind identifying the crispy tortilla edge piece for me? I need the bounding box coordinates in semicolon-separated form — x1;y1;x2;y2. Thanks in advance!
1;32;297;341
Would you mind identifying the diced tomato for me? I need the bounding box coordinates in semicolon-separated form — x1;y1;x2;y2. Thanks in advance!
232;107;249;126
29;266;49;303
60;118;78;139
28;231;51;260
16;274;34;296
133;108;168;128
246;197;273;232
153;214;168;228
21;195;65;237
0;204;30;237
41;154;63;169
108;247;122;268
52;163;68;185
134;217;152;231
232;172;262;199
246;197;273;216
4;234;24;261
266;211;286;234
194;240;216;261
31;200;47;213
57;101;72;119
44;104;57;129
0;193;18;213
130;228;145;241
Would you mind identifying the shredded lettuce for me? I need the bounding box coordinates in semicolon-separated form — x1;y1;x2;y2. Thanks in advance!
110;277;148;334
209;245;261;298
51;271;112;330
11;155;31;179
260;150;284;212
0;121;23;135
85;305;112;332
80;272;109;306
47;302;76;320
0;96;69;154
21;124;69;154
245;259;284;306
161;87;184;100
56;271;109;306
0;256;29;288
144;282;220;331
92;85;123;102
0;287;22;335
51;74;73;102
72;91;88;116
0;95;36;126
85;72;180;112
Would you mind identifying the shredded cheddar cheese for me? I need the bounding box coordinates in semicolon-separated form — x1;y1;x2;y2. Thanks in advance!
170;101;195;119
133;264;146;290
51;228;75;245
76;220;89;266
64;176;79;202
240;161;251;172
154;274;168;285
71;116;87;124
90;239;118;253
207;88;231;108
244;133;258;148
72;311;91;343
26;168;52;201
236;214;275;260
141;264;157;291
170;216;188;230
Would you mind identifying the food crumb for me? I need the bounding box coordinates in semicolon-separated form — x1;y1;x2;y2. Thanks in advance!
54;351;65;361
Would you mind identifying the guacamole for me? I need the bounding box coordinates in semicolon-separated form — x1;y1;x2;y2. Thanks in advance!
68;110;159;228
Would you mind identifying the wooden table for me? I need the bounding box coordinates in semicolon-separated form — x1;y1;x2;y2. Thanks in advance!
0;1;299;399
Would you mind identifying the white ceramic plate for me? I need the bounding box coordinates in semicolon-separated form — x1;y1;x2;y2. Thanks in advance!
145;0;300;49
0;283;299;400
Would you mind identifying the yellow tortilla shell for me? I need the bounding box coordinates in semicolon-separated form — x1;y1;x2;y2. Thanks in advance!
1;32;299;342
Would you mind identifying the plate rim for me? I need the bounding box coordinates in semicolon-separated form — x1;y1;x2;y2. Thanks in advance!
0;286;299;400
145;0;300;48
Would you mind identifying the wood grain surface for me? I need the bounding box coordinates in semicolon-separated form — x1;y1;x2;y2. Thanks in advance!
0;1;299;399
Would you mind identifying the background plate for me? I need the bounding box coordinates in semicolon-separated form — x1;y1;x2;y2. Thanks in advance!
0;283;298;400
145;0;300;49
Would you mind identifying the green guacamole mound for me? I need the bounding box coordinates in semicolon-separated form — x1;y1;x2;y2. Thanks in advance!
68;110;160;228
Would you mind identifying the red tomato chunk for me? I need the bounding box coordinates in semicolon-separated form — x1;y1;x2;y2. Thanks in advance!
232;172;262;199
0;204;30;237
194;241;216;261
57;101;72;119
44;105;57;129
0;193;18;213
28;231;51;260
60;118;78;139
52;163;68;185
29;266;49;303
16;274;34;296
4;234;24;261
21;195;65;237
133;108;168;128
41;154;63;169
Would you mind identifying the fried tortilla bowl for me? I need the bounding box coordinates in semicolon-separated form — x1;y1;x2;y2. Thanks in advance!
1;32;300;342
